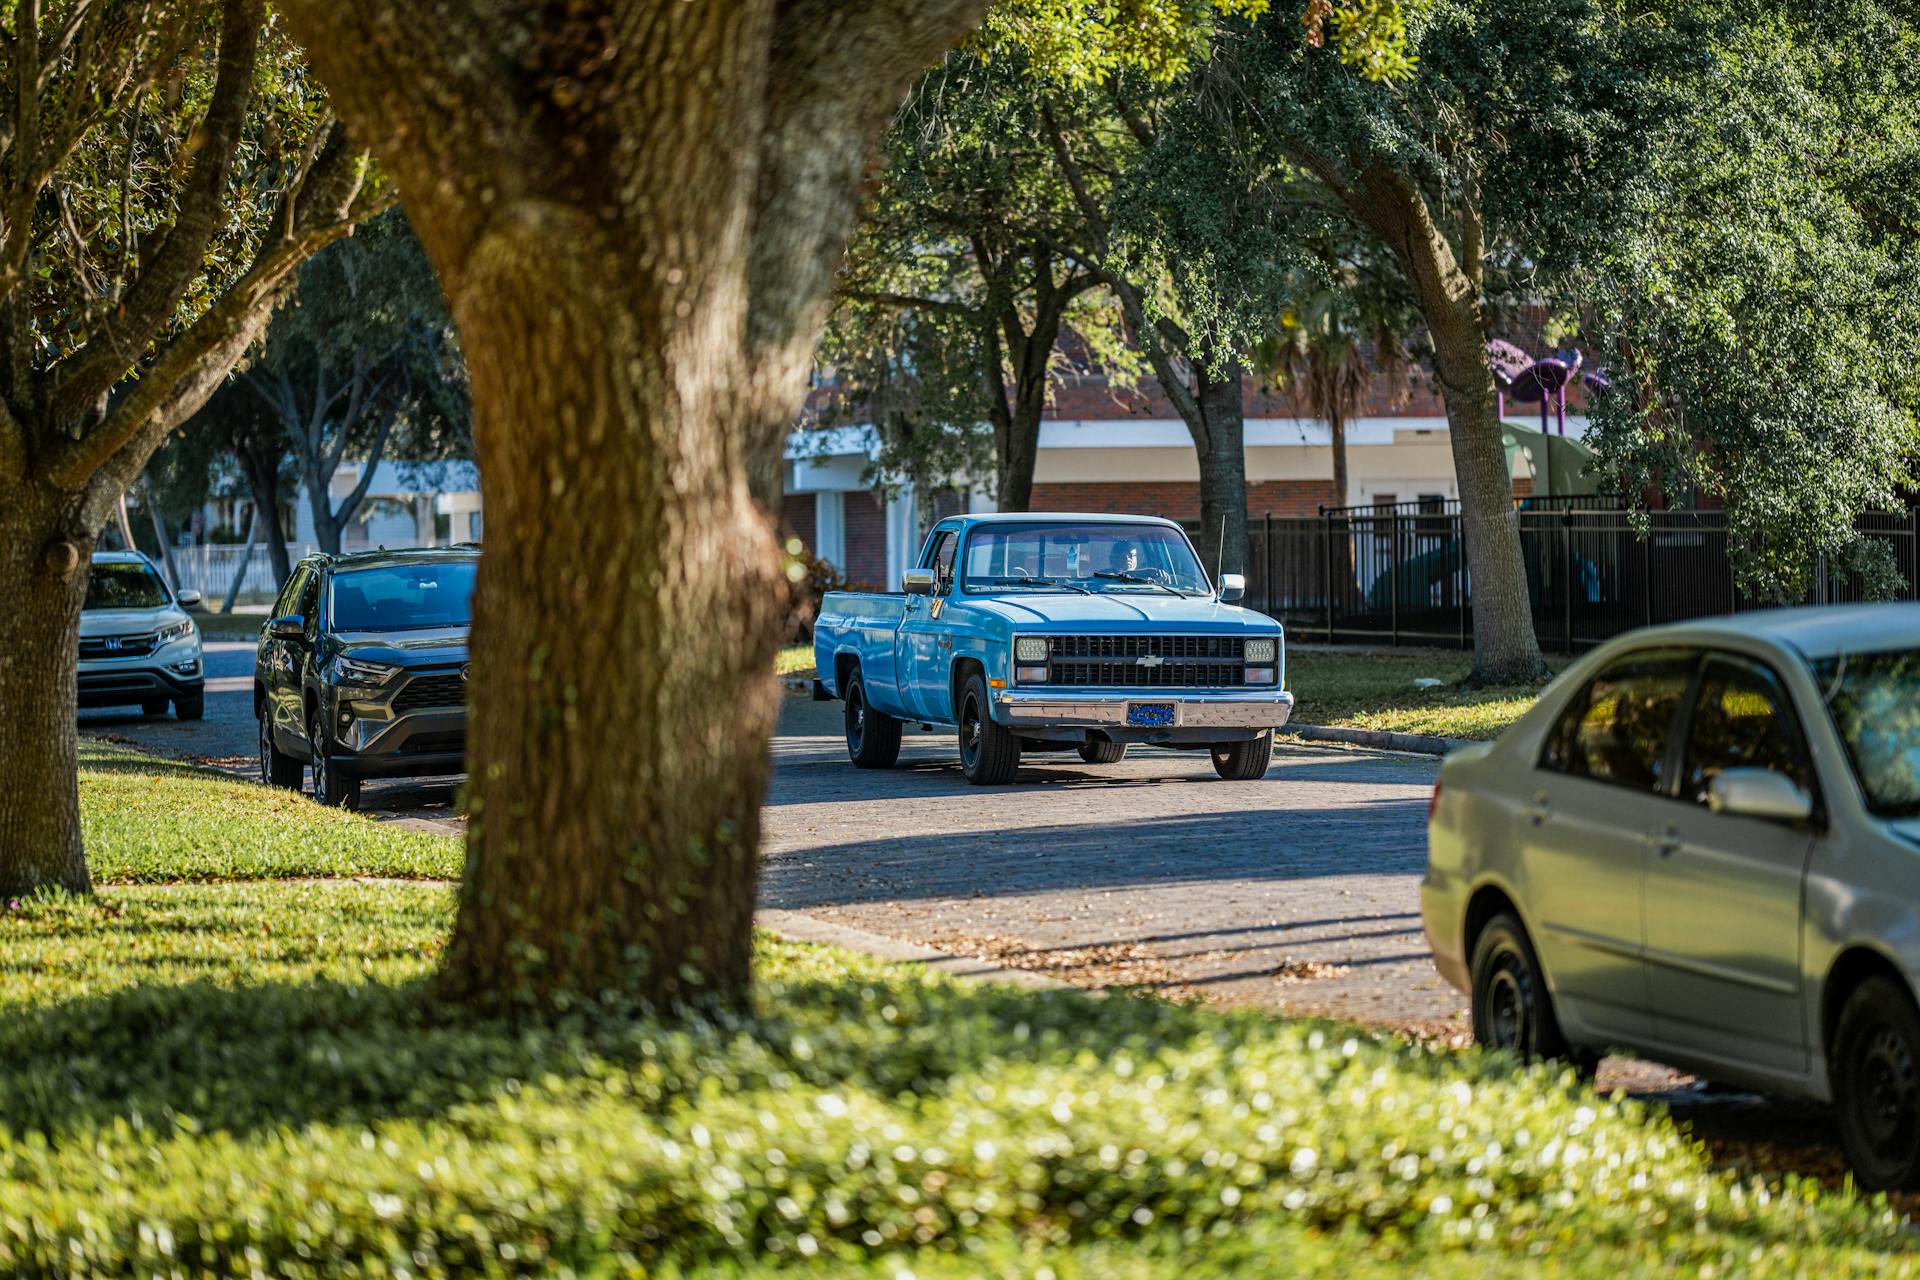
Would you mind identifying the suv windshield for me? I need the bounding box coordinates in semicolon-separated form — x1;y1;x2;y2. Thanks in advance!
85;560;170;610
1811;648;1920;817
962;522;1209;595
330;561;477;631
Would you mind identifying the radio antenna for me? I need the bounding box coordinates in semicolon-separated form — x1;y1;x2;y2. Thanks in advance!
1214;512;1227;594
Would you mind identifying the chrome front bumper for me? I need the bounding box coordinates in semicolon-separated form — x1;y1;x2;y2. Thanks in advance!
994;688;1295;730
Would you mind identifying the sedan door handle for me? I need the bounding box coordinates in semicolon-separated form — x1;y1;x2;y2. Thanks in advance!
1522;792;1551;826
1653;826;1683;858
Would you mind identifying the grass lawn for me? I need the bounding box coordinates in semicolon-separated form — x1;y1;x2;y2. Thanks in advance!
777;643;815;678
8;737;1915;1276
77;738;460;882
1288;646;1572;742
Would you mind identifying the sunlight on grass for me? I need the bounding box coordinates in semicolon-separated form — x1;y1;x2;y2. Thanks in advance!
1289;648;1569;741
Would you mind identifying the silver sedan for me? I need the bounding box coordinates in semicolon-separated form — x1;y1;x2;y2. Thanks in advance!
1423;604;1920;1189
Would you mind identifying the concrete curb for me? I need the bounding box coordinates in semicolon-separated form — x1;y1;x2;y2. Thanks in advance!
755;908;1069;991
1276;722;1475;757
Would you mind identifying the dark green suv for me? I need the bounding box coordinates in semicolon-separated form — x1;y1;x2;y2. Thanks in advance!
254;546;477;810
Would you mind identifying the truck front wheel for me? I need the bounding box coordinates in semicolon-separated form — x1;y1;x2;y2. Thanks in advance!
1210;732;1274;780
958;674;1020;785
844;669;902;769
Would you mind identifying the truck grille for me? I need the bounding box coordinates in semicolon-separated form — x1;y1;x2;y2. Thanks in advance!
391;673;466;713
1043;635;1246;688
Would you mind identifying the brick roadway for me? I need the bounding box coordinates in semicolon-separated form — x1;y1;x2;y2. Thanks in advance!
760;695;1466;1033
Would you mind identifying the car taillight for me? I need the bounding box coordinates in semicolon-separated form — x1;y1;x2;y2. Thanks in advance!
1427;780;1442;824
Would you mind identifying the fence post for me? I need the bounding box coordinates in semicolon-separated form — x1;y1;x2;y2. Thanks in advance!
1456;514;1467;650
1641;526;1653;627
1389;511;1400;648
1562;511;1575;654
1323;507;1334;644
1263;511;1273;614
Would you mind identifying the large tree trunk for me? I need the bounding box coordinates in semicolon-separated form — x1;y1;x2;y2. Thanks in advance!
1327;406;1353;592
1190;360;1249;581
1351;168;1546;684
237;442;292;585
0;498;92;898
280;0;985;1011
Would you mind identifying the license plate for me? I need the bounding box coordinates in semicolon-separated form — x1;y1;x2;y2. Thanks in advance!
1127;703;1176;727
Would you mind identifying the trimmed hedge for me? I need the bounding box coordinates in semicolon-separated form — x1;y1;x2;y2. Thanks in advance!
76;738;460;882
2;883;1915;1277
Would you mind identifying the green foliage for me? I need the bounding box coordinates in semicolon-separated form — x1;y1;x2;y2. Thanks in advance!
1579;2;1920;600
76;738;459;883
3;881;1915;1276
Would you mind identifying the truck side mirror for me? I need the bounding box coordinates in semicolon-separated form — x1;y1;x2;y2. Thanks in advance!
1217;573;1246;604
902;569;935;596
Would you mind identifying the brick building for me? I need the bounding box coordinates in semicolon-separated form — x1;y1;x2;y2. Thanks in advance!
784;361;1591;588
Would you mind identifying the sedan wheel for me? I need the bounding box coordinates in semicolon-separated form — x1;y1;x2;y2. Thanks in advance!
1469;912;1582;1066
1834;976;1920;1190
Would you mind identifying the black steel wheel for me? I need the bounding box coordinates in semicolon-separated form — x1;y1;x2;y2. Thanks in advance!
308;709;361;810
958;674;1019;785
1469;912;1580;1066
1834;976;1920;1191
844;669;902;769
260;704;302;789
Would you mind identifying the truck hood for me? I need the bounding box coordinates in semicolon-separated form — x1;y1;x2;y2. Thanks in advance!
962;593;1278;631
333;625;468;666
78;605;189;637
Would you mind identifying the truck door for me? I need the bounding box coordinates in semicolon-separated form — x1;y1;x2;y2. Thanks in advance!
900;528;960;723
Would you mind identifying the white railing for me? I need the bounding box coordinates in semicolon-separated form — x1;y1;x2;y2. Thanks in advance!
168;543;319;603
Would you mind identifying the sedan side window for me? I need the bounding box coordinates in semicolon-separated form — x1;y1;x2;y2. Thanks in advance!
1681;658;1812;805
1541;653;1695;792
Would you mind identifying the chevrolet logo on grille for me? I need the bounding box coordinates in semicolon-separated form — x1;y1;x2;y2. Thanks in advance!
1136;654;1165;668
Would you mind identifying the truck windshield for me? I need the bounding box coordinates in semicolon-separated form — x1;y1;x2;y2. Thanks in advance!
1811;648;1920;818
961;523;1209;596
330;561;478;631
85;560;170;609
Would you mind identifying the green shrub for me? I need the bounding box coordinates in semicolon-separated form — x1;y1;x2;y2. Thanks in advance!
1;883;1913;1277
77;738;461;882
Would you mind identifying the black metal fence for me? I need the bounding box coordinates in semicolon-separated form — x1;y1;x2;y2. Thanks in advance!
1236;499;1920;652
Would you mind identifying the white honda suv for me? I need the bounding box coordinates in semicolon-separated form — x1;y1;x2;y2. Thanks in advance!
78;551;206;719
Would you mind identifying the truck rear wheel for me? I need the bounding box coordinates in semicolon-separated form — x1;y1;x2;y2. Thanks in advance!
1210;732;1273;780
844;669;902;769
958;673;1019;785
1078;740;1127;765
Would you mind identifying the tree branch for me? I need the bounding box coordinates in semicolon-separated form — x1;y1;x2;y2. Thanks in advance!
330;402;397;529
838;288;978;316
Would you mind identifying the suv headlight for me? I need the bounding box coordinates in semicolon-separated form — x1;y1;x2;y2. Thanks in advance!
1243;637;1277;665
1015;637;1050;663
329;656;402;687
151;619;196;646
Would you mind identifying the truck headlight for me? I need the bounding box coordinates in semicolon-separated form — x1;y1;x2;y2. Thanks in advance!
329;656;401;687
1015;637;1050;663
1243;637;1277;664
151;619;195;646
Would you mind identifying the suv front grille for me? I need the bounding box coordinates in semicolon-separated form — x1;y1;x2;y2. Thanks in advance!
1042;634;1246;688
391;673;466;713
79;633;158;659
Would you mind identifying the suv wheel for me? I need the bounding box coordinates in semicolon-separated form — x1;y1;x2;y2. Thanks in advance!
141;697;168;717
1469;912;1592;1071
1210;732;1273;780
1833;976;1920;1190
958;673;1019;785
1078;740;1127;765
260;705;302;789
174;691;204;721
844;669;902;769
309;709;361;810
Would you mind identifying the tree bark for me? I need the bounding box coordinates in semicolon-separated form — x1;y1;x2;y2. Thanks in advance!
237;439;292;585
1191;361;1249;581
1327;406;1353;592
0;497;91;898
278;0;986;1011
141;474;183;589
1346;167;1546;683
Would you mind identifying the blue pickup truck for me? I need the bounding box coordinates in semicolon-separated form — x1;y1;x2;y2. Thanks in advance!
812;513;1294;784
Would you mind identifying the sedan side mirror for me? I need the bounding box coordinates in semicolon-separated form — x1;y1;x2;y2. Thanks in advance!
175;588;203;608
902;568;935;596
1217;573;1246;604
268;614;306;641
1708;767;1813;824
